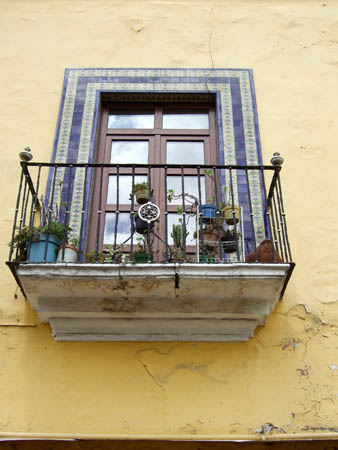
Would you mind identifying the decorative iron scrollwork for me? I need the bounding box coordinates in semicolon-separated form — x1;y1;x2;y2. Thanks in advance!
138;202;160;223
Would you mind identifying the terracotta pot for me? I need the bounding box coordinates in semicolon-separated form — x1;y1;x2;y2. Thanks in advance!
245;239;282;263
203;231;218;242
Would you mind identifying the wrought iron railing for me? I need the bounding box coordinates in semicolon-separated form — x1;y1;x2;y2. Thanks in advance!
7;159;293;269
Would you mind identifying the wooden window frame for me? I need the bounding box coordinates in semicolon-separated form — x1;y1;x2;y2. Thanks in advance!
88;100;217;257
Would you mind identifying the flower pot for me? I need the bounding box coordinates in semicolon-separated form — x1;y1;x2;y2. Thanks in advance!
27;233;59;262
203;231;218;242
221;230;238;253
134;253;153;263
200;254;216;263
135;188;149;205
57;244;78;262
134;215;154;235
245;239;281;263
222;205;240;225
201;204;216;221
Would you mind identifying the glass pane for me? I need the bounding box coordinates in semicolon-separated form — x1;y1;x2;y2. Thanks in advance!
103;213;131;244
108;114;154;129
166;141;204;165
107;175;147;204
167;213;197;246
163;113;209;129
110;140;148;164
167;176;206;205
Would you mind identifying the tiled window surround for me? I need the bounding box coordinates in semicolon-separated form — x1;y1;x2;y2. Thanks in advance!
52;68;265;252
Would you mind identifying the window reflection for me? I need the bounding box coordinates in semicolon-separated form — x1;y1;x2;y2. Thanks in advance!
167;176;206;205
163;113;209;129
110;140;148;164
103;213;131;244
108;114;154;129
107;175;147;204
166;141;204;164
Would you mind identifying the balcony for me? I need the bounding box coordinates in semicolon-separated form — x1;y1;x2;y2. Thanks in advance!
7;156;295;341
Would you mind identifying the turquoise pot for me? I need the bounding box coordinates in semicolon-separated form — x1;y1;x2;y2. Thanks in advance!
27;233;59;262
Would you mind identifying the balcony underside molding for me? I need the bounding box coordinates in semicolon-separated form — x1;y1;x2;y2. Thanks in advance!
17;263;291;342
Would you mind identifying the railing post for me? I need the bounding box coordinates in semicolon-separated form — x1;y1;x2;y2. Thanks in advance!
96;166;104;262
164;165;169;263
213;166;222;263
229;168;241;261
277;173;292;262
180;166;187;262
79;165;88;262
113;165;120;254
9;168;25;261
245;168;258;262
261;166;277;262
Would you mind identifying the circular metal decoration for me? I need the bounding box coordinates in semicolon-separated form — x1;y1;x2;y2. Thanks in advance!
138;202;160;223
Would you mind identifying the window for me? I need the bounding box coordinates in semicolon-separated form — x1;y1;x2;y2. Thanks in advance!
87;99;217;258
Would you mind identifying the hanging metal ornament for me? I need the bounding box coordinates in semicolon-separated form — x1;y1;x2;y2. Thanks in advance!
138;202;160;223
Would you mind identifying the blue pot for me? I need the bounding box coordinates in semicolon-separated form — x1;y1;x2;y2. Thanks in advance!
27;233;60;262
201;204;216;220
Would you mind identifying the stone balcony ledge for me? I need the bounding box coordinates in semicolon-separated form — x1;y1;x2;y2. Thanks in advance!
17;262;292;342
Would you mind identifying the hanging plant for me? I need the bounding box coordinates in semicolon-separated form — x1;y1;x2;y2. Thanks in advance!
221;229;238;253
132;182;150;205
221;204;240;225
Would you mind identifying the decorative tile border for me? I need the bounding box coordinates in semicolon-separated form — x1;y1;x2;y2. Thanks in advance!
52;68;265;255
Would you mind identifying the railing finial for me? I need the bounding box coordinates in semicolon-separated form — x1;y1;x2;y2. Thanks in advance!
19;147;33;162
271;152;284;166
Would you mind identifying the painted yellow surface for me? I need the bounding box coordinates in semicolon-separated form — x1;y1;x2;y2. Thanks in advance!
1;0;338;440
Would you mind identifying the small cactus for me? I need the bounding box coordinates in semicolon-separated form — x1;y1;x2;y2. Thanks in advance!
171;224;184;249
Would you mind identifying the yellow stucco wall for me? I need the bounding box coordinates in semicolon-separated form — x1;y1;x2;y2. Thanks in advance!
1;0;338;441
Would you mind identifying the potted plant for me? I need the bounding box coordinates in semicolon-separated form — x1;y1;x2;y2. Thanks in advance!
8;226;33;261
170;222;189;262
201;223;218;242
199;243;216;263
203;170;240;225
221;203;240;225
132;182;150;205
103;243;125;263
245;239;281;263
27;187;73;262
28;220;72;262
57;237;79;263
220;187;240;225
84;249;105;263
84;244;126;263
221;229;238;253
201;204;216;220
133;235;153;263
134;212;154;235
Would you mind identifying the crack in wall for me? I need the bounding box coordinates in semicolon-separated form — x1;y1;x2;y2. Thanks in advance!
135;352;165;391
135;344;232;389
208;0;217;70
135;345;184;391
